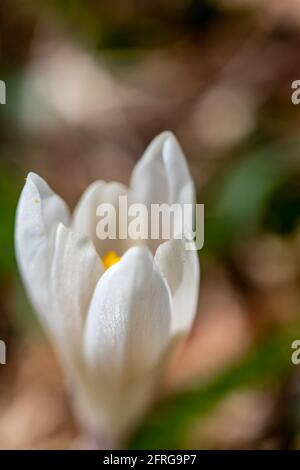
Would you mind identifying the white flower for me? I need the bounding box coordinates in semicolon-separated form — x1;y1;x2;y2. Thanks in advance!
15;131;200;446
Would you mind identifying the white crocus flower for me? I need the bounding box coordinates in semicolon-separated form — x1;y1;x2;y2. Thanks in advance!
15;131;200;447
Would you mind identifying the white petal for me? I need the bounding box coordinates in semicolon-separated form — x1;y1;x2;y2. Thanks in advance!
154;237;200;336
72;180;140;256
82;245;172;439
49;223;103;354
72;179;105;241
163;133;195;206
15;172;70;325
84;245;171;376
130;131;195;207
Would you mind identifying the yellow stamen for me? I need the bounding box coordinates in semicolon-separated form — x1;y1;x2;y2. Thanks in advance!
102;251;121;270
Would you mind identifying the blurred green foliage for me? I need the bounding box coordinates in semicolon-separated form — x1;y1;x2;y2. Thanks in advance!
204;147;283;255
48;0;225;50
265;175;300;235
0;163;22;279
129;326;298;449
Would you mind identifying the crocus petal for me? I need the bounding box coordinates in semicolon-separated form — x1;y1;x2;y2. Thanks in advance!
72;180;140;257
84;245;171;375
130;131;195;207
82;245;172;439
49;223;103;355
154;237;200;336
15;172;70;325
72;179;105;242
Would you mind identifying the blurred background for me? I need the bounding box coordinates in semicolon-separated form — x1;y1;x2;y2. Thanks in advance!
1;0;300;449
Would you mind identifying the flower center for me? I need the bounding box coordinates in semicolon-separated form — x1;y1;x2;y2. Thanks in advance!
102;251;121;270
